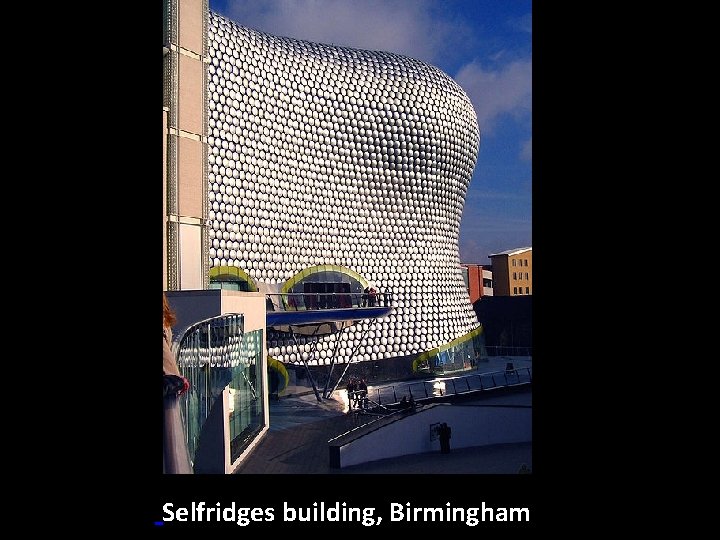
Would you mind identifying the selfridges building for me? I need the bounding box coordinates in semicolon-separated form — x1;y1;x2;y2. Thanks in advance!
207;12;483;370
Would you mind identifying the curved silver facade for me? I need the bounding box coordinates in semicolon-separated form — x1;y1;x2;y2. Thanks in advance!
207;12;481;365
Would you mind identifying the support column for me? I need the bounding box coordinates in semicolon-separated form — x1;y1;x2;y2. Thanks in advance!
163;0;209;290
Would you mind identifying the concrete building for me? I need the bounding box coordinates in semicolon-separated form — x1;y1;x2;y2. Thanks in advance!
163;0;486;374
159;0;522;474
488;247;532;297
460;263;494;303
163;0;209;291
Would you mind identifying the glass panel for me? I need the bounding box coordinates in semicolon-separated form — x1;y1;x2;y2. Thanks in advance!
208;279;251;291
304;282;316;309
176;314;267;469
421;328;488;375
228;329;264;462
288;267;372;309
339;282;351;307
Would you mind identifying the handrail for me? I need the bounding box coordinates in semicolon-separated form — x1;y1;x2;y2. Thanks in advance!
370;366;533;407
484;346;533;356
265;290;393;311
172;313;247;466
174;313;245;368
175;312;244;347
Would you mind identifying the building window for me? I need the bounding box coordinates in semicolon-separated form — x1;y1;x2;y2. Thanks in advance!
283;265;366;309
525;272;529;280
513;287;518;294
512;259;516;267
524;259;528;266
525;287;530;294
518;288;522;294
513;272;516;280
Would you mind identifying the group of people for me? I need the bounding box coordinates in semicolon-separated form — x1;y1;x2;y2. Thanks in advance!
361;287;378;307
361;286;393;307
346;377;369;410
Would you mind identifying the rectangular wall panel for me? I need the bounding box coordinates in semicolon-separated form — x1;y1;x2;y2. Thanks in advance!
179;222;203;290
178;54;203;135
177;136;204;218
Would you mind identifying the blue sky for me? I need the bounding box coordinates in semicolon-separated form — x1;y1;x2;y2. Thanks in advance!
209;0;532;264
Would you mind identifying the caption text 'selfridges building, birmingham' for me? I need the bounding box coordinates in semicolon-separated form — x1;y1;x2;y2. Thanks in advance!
164;2;484;372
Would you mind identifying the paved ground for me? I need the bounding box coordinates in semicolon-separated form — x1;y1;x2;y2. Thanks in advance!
235;359;532;475
342;441;532;474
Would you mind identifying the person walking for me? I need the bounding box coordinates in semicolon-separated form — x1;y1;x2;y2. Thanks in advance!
347;378;356;411
358;378;369;409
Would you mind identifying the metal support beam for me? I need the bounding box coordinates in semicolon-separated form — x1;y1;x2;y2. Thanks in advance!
327;326;370;397
322;325;348;398
290;326;322;403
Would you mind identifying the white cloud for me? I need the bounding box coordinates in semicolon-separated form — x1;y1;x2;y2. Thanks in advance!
459;232;532;264
221;0;468;65
454;59;532;135
511;13;532;34
521;137;532;162
218;1;532;138
459;238;490;264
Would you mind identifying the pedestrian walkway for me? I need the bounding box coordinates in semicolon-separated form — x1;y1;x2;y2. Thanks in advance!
342;441;532;474
235;364;532;474
327;355;532;413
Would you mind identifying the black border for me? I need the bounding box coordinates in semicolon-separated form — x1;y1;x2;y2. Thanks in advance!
76;0;581;531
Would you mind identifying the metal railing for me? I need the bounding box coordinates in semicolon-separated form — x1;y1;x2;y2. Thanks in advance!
174;313;246;465
370;366;532;407
265;290;393;311
484;346;533;356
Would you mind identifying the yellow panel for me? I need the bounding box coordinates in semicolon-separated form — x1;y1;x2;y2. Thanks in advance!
208;265;258;291
412;325;484;371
